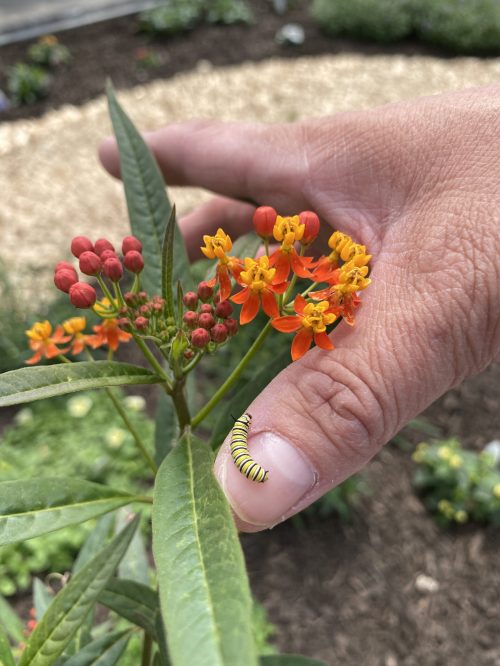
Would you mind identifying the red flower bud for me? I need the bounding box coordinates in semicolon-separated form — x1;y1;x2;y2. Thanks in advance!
184;349;195;360
100;249;118;262
118;317;130;328
124;292;137;305
54;268;78;293
69;282;97;309
134;316;149;330
70;236;94;258
119;306;128;315
215;300;233;319
54;261;75;273
197;281;213;302
225;317;238;336
123;250;144;274
138;291;148;301
122;235;143;254
191;327;210;348
183;291;198;308
211;323;228;343
79;251;102;276
183;310;198;329
139;304;151;315
103;257;123;282
198;313;215;329
253;206;277;238
199;303;213;314
299;211;320;244
94;238;115;256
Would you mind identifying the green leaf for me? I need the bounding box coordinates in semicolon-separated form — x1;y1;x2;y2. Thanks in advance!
0;478;137;545
0;623;15;666
154;391;178;466
210;347;290;448
62;631;131;666
98;579;158;637
19;517;138;666
116;509;149;585
260;657;326;666
33;578;53;620
162;205;176;319
106;84;191;295
0;593;24;643
73;513;115;574
153;432;257;666
0;362;162;407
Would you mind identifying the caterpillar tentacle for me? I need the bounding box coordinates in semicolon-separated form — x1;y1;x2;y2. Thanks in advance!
230;413;269;483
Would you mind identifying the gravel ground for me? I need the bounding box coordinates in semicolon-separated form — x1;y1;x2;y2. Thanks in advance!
1;53;500;299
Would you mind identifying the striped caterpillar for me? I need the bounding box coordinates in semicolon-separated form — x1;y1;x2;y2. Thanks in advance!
230;413;269;483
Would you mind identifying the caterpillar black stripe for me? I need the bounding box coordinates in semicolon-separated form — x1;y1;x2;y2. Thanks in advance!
230;413;269;483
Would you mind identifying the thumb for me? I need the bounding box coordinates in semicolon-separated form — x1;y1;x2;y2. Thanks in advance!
213;267;467;532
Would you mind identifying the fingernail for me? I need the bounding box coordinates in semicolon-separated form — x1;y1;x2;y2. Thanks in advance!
218;432;317;527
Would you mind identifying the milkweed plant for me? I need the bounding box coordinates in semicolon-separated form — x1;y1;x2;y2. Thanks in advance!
0;86;371;666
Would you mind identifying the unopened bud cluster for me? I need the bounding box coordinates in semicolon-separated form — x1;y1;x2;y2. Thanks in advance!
182;281;238;352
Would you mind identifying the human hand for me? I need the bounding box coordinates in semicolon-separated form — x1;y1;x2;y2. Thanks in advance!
99;84;500;531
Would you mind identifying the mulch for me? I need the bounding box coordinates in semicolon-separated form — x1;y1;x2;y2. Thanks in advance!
1;2;499;663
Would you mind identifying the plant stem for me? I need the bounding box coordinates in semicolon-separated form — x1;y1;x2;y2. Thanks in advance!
132;334;170;384
171;380;191;430
182;352;202;375
300;281;319;298
191;321;271;428
105;386;158;475
113;281;126;308
58;355;71;364
141;632;153;666
96;276;117;307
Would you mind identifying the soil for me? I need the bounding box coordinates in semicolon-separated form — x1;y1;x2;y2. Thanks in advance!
0;0;457;124
1;2;500;664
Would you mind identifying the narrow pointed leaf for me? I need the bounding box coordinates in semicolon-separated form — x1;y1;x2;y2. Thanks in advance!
19;517;138;666
106;84;191;295
153;432;258;666
0;479;137;545
154;391;178;466
210;347;290;448
0;362;162;407
62;631;131;666
161;205;176;319
260;657;326;666
98;579;158;637
73;513;115;574
0;624;15;666
116;509;149;585
33;579;53;620
0;594;24;642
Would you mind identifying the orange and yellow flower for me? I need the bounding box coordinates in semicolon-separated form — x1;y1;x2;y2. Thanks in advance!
271;295;337;360
25;320;71;365
313;231;371;283
270;215;314;282
90;318;132;351
63;317;95;355
310;287;361;326
201;228;242;300
231;256;287;324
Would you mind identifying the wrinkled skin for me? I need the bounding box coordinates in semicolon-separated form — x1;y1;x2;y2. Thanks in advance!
100;84;500;531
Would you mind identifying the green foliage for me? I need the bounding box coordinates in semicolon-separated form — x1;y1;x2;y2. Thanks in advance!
312;0;413;43
412;438;500;526
252;602;278;656
0;392;153;594
139;0;253;35
7;63;50;105
294;475;370;527
415;0;500;53
312;0;500;53
28;36;70;68
153;431;258;666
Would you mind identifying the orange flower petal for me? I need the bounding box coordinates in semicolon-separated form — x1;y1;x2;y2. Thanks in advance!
271;316;303;333
231;286;249;304
272;251;290;283
294;294;307;315
314;331;334;351
25;351;42;365
290;249;312;278
291;328;313;361
260;289;279;319
270;281;288;295
240;292;260;324
218;268;232;301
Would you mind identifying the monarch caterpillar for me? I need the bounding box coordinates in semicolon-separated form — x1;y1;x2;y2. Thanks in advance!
230;413;269;483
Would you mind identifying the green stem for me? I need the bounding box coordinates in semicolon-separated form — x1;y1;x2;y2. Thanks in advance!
264;238;269;257
105;387;158;475
171;380;191;430
182;352;202;375
141;632;153;666
191;321;271;428
282;245;306;307
132;334;170;384
135;495;154;504
300;281;319;298
113;281;126;309
96;276;117;307
58;355;71;364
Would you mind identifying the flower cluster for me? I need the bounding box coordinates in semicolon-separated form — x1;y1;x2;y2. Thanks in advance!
200;206;371;360
27;208;371;367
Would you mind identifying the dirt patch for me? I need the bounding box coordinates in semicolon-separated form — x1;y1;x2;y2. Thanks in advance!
0;0;462;123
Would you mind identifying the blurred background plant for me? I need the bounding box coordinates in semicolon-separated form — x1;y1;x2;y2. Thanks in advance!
6;63;50;105
312;0;500;52
28;35;70;68
412;438;500;526
139;0;253;36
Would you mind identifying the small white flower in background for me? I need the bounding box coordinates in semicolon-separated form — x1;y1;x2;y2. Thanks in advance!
123;395;146;412
484;440;500;466
14;407;34;425
67;395;93;418
105;427;127;449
